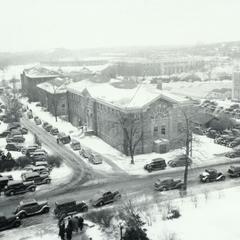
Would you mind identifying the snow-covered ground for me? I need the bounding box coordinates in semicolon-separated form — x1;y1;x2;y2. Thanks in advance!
145;186;240;240
0;219;105;240
163;80;231;99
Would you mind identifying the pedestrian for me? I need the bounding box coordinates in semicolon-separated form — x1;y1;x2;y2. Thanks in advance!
72;216;79;232
58;220;65;240
57;138;59;144
66;222;73;240
78;216;84;231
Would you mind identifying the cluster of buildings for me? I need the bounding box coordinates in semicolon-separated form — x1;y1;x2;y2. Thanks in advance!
21;65;194;155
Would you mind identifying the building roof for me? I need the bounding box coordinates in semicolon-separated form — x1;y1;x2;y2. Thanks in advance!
67;79;190;110
37;77;72;94
23;66;60;78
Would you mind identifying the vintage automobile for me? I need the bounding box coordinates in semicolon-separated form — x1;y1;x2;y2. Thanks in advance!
154;178;184;191
57;132;71;144
14;199;50;219
21;172;51;185
168;155;192;168
0;215;21;231
225;151;240;158
4;180;36;196
19;127;28;135
70;139;81;151
54;199;88;219
5;143;23;152
88;153;103;164
0;130;11;138
30;152;47;161
199;169;225;183
6;135;25;143
50;128;59;135
228;165;240;178
144;158;167;172
91;191;121;207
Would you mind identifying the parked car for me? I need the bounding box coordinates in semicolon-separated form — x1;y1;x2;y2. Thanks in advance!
6;135;25;143
70;139;81;151
27;111;33;119
199;169;225;183
91;191;121;207
35;161;49;168
54;199;88;219
144;158;167;172
14;199;49;219
0;130;11;138
57;132;71;144
30;152;47;161
22;145;40;155
225;151;240;158
7;122;21;131
34;118;42;125
228;166;240;177
79;148;92;158
88;153;103;164
50;127;59;135
5;143;23;151
0;215;21;231
4;180;36;196
21;172;51;185
19;127;28;135
154;178;184;191
44;124;53;132
30;166;49;174
168;155;192;168
228;137;240;148
42;122;49;128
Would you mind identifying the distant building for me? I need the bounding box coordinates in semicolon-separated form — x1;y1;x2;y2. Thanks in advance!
67;79;193;155
21;66;60;101
37;77;70;116
232;69;240;101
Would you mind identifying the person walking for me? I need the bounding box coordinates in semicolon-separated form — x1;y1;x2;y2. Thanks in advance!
78;216;84;231
66;219;73;240
58;220;65;240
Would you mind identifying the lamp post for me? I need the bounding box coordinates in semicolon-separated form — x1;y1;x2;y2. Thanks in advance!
119;221;124;240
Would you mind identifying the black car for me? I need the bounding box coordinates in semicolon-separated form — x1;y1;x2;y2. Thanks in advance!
5;143;22;151
14;199;50;219
19;127;28;135
154;178;184;191
54;199;88;219
91;191;121;207
21;172;51;185
44;124;53;132
168;155;192;168
228;166;240;178
0;130;11;138
50;128;59;135
199;169;225;183
0;215;21;232
144;158;166;172
4;180;36;196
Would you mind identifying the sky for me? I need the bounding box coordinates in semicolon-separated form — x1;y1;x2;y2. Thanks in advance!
0;0;239;52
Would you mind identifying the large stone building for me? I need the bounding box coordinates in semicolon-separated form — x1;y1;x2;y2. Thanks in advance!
21;66;60;101
232;69;240;101
37;77;70;116
67;79;193;155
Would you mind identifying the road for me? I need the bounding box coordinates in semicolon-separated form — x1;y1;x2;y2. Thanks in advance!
1;116;240;228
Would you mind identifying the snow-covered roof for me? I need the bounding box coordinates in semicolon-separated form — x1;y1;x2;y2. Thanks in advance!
37;77;71;94
23;66;60;78
67;79;190;110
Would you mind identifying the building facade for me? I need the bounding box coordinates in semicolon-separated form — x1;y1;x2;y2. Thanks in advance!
67;80;193;155
21;67;60;101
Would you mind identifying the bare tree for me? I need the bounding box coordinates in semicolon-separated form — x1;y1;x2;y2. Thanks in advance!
118;112;143;164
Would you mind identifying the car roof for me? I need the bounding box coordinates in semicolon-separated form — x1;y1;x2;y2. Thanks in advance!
20;199;37;206
206;168;217;173
8;180;23;186
23;172;40;178
32;166;47;170
152;158;165;162
0;176;9;181
55;199;76;205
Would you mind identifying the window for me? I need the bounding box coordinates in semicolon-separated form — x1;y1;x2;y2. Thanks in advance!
153;126;158;137
161;126;166;135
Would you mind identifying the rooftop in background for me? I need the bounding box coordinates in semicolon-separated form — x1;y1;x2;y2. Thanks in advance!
67;78;190;110
23;66;60;78
37;77;72;94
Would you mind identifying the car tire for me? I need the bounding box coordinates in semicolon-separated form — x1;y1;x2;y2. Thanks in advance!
46;179;51;184
42;207;49;214
9;191;15;196
14;221;21;227
19;212;27;219
162;187;167;191
99;201;104;207
172;164;176;168
30;187;36;192
221;176;226;181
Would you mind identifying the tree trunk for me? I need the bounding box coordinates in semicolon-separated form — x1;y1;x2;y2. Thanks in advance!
130;152;135;164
